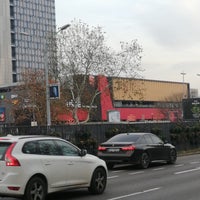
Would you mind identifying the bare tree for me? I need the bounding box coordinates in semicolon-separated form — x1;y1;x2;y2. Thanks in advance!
50;19;144;124
10;70;46;125
10;69;69;125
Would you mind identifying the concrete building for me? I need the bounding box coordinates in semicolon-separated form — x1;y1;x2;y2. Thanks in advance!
0;0;56;86
190;88;198;98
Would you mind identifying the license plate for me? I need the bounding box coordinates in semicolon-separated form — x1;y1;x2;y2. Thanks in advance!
108;148;120;152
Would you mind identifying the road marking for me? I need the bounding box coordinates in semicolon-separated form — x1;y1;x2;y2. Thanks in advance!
190;161;200;165
129;171;144;175
175;164;184;167
112;170;127;173
108;175;119;179
107;187;161;200
153;167;165;171
174;167;200;175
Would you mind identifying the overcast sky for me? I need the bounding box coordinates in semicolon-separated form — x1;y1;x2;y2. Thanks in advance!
55;0;200;93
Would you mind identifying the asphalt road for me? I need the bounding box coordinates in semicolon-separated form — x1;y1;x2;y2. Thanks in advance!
2;154;200;200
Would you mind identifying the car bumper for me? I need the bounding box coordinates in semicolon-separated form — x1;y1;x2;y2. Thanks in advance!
0;172;26;196
98;154;140;165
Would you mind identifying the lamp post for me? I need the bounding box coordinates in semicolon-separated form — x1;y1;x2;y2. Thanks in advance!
197;74;200;97
45;24;70;129
180;72;186;100
180;72;187;120
181;71;186;83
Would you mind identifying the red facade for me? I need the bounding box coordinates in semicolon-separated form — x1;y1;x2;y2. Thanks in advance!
58;75;183;123
98;75;182;122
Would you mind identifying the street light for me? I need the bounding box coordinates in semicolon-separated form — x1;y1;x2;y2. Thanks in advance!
59;24;71;31
180;72;186;100
197;74;200;97
180;71;186;83
45;24;70;128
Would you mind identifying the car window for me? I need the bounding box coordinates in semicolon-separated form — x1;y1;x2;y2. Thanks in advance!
0;143;11;159
150;134;163;144
38;140;60;155
56;140;79;156
107;134;140;143
22;141;37;154
137;136;146;144
144;135;154;144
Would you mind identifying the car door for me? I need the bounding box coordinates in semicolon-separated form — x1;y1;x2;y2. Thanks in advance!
149;134;169;160
37;139;70;188
55;140;92;186
143;134;158;160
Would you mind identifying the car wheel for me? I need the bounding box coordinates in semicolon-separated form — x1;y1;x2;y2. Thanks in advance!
88;167;107;194
140;152;150;169
106;162;114;170
167;149;177;164
23;176;47;200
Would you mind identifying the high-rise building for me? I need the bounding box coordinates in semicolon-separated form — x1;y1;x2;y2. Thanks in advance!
0;0;56;86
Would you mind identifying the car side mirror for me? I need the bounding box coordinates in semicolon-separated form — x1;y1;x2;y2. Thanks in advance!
80;149;87;157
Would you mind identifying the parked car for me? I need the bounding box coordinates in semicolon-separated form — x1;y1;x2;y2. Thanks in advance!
98;132;177;169
0;135;107;200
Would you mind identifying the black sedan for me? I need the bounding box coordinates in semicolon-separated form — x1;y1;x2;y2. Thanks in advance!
97;132;177;169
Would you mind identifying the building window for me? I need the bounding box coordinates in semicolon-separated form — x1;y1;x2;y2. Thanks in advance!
13;74;17;83
10;19;15;31
12;61;17;72
11;47;16;58
10;6;14;17
11;33;15;44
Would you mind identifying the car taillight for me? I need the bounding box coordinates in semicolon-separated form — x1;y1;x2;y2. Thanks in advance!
121;145;135;151
98;146;107;151
0;138;10;140
5;142;21;166
8;186;20;191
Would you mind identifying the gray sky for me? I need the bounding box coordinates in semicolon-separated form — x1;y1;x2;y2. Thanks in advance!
55;0;200;93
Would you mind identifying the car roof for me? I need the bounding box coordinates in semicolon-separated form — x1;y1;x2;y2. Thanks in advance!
105;132;153;142
118;132;151;136
0;135;58;142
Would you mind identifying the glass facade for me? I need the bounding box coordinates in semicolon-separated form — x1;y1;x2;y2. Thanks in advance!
9;0;56;82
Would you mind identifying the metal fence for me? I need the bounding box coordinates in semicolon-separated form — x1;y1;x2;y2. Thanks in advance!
1;121;200;154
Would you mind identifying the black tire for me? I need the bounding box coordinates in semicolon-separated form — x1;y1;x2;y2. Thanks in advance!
23;176;47;200
88;167;107;194
167;149;177;164
140;152;150;169
106;162;114;170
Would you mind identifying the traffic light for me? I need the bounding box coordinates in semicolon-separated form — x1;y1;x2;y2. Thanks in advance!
49;84;60;99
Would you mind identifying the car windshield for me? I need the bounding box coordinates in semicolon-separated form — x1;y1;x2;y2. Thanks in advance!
107;134;141;143
0;142;11;160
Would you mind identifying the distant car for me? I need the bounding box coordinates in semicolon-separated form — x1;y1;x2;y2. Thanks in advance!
98;132;177;169
0;135;107;200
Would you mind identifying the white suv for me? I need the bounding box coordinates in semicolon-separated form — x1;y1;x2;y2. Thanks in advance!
0;135;107;200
